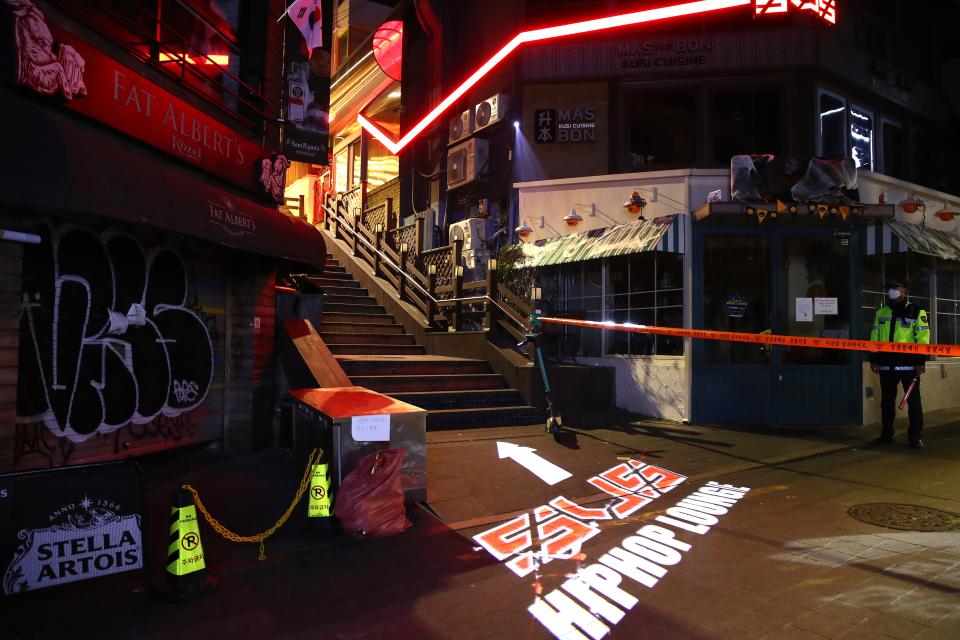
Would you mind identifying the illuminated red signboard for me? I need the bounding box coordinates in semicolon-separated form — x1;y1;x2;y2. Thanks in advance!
43;30;260;190
359;0;836;154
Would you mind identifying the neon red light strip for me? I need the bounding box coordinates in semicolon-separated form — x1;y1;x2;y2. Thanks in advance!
358;0;753;154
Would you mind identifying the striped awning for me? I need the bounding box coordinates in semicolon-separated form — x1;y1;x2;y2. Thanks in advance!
865;220;960;261
522;215;683;268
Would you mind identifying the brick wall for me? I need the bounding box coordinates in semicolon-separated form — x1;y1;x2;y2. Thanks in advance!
0;241;21;469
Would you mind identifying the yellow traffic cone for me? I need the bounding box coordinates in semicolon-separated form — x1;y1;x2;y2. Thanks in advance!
303;450;338;537
162;486;219;601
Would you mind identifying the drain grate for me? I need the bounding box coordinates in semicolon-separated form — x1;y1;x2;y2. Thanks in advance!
848;503;960;532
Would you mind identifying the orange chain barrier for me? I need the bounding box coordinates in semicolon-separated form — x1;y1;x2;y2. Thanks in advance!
537;317;960;358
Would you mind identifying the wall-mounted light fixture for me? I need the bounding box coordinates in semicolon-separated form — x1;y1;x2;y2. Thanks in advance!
515;220;534;238
935;204;957;222
563;208;583;227
899;194;925;214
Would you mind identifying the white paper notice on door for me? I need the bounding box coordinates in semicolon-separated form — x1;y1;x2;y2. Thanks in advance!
352;414;391;442
796;297;813;322
814;297;839;315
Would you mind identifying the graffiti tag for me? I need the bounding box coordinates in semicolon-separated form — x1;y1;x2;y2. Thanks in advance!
17;225;215;443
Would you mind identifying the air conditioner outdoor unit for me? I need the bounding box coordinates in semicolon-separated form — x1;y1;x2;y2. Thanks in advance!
449;218;486;251
448;109;473;146
474;94;510;132
446;138;488;190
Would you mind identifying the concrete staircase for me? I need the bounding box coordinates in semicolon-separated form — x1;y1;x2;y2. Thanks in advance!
313;255;543;430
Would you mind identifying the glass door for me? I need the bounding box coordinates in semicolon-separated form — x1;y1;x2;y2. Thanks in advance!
776;234;858;424
694;228;861;426
695;234;777;424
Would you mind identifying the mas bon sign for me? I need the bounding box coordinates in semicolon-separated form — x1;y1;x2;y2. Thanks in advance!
0;463;145;595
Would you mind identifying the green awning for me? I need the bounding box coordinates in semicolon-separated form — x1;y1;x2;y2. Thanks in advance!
522;215;682;267
867;220;960;261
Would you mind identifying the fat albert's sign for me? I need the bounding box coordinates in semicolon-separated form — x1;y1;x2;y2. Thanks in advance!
1;463;144;595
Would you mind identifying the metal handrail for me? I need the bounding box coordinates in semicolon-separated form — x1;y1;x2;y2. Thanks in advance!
322;202;530;333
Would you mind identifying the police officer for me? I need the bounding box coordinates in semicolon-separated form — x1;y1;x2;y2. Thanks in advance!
869;280;930;448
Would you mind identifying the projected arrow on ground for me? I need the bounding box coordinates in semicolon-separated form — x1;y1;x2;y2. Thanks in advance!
497;442;572;486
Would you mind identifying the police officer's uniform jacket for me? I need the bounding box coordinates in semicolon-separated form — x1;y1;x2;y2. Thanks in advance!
869;300;930;369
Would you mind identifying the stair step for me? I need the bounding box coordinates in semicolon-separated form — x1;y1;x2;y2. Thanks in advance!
321;332;416;345
320;286;368;297
312;271;354;281
324;294;378;305
426;405;545;430
311;278;361;289
322;265;347;273
327;344;426;355
323;303;387;314
321;312;396;325
338;357;491;377
390;389;525;410
349;374;508;393
319;321;405;334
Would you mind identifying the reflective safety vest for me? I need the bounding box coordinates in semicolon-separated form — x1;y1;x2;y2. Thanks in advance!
869;302;930;366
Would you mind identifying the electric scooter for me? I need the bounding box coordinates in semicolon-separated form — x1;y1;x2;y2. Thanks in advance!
518;312;563;436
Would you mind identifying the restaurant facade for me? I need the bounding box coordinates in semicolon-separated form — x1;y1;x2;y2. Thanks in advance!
325;0;960;426
0;0;327;471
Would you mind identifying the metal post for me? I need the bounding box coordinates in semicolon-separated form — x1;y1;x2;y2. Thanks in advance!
453;265;463;331
374;224;383;276
427;266;437;327
399;244;408;301
415;216;424;254
352;210;360;257
485;258;498;330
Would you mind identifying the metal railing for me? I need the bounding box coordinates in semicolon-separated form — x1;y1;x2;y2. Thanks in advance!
50;0;270;129
320;200;532;341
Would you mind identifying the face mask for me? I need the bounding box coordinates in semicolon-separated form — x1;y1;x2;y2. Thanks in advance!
888;288;903;301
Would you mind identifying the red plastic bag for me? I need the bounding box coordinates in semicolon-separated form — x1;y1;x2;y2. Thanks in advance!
334;448;411;538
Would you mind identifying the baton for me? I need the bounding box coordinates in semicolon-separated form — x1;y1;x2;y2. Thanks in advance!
898;376;919;410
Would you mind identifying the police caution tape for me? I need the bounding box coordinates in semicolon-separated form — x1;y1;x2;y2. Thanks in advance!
529;481;750;640
537;317;960;357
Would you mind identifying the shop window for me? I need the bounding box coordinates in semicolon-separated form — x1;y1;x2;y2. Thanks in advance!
781;237;850;365
334;148;348;194
880;119;904;179
350;139;362;188
936;262;960;345
849;105;874;171
624;92;697;170
606;253;684;356
77;0;245;113
540;253;683;359
711;88;783;164
817;89;847;159
703;236;771;365
367;138;400;189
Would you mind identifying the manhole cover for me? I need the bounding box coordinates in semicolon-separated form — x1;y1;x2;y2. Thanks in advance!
848;503;960;532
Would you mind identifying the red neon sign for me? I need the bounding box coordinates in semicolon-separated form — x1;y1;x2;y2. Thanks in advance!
754;0;836;23
359;0;835;154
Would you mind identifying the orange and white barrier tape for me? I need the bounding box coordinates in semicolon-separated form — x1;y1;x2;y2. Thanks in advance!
537;317;960;358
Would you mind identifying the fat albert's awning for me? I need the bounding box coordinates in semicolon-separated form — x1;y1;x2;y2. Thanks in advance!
522;215;683;267
865;220;960;262
0;90;326;268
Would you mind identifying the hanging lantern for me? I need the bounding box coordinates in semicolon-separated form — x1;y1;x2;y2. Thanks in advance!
515;223;533;239
935;208;957;222
563;209;583;227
